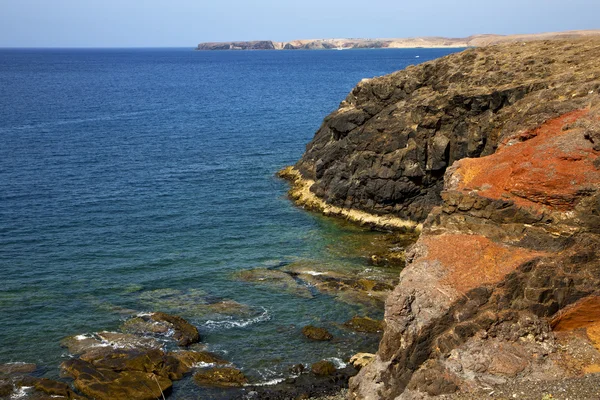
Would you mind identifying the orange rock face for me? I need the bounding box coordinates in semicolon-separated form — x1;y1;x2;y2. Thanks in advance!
454;109;599;211
422;234;545;294
552;295;600;350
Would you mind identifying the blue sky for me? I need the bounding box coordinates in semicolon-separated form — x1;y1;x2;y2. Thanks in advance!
1;0;598;47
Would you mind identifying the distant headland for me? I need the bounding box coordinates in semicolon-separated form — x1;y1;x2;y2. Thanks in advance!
196;30;600;50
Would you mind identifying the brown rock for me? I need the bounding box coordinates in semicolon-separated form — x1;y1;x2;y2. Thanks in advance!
193;367;248;387
0;380;13;397
349;353;375;370
0;362;36;374
301;325;333;341
311;360;336;376
344;316;384;333
61;358;171;400
164;350;228;380
349;101;600;399
151;312;200;346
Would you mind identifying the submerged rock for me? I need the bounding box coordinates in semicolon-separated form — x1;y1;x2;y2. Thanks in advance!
193;367;248;387
233;267;313;298
302;325;333;341
344;316;384;333
0;362;36;375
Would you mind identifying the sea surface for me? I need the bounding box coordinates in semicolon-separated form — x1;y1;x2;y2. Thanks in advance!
0;47;461;397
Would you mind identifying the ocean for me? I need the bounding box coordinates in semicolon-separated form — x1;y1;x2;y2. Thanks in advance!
0;47;461;398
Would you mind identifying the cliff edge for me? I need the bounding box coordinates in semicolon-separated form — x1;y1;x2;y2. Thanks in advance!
286;38;600;399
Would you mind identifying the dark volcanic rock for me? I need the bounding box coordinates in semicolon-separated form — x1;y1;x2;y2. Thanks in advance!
292;38;600;223
245;366;358;399
301;325;333;341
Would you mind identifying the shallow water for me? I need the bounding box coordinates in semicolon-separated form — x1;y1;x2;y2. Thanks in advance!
0;47;461;397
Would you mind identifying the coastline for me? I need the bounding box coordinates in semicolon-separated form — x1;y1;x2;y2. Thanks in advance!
277;166;421;232
196;29;600;50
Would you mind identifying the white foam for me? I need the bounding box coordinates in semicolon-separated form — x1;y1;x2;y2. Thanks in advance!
303;271;326;276
251;378;285;386
11;386;32;399
202;308;270;330
325;357;347;369
192;362;217;368
74;334;91;340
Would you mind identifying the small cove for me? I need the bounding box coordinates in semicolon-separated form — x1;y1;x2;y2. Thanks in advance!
0;47;461;398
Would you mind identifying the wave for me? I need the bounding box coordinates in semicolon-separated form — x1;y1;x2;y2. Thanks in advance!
202;307;270;330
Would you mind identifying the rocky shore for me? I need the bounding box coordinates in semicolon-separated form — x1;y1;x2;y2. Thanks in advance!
196;30;600;51
282;37;600;398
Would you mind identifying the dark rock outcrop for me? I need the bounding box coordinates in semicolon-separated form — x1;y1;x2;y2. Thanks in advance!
348;101;600;399
282;37;600;399
289;38;600;224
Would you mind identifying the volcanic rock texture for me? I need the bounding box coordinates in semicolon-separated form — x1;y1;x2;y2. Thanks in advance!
293;39;600;223
329;39;600;399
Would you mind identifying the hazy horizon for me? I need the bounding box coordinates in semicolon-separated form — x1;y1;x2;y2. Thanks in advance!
1;0;598;48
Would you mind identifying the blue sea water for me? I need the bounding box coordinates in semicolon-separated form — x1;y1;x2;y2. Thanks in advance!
0;47;461;397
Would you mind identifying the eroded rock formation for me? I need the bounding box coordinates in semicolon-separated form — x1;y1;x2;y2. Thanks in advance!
290;38;600;224
285;38;600;399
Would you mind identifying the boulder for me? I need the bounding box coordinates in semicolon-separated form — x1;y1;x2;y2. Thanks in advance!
150;312;200;346
301;326;333;341
311;360;337;376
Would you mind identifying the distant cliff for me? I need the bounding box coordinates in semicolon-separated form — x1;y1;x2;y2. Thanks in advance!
283;37;600;398
196;30;600;50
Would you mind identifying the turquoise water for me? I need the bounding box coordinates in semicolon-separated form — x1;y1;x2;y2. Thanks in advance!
0;47;461;396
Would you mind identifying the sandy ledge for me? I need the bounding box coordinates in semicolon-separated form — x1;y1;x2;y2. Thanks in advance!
277;166;421;232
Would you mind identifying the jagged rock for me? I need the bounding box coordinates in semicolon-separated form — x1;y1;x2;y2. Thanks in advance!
344;316;384;333
287;38;600;224
349;103;600;398
302;326;333;341
311;360;337;376
193;367;248;387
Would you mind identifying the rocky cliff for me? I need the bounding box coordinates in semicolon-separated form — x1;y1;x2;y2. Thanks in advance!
292;38;600;223
196;30;600;51
286;38;600;399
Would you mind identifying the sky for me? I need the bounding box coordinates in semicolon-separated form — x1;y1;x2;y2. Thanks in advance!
1;0;598;47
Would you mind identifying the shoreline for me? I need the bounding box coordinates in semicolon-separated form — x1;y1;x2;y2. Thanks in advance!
277;166;421;232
